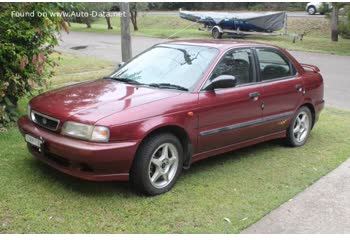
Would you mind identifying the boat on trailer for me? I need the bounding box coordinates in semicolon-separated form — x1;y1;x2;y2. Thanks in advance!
179;10;287;39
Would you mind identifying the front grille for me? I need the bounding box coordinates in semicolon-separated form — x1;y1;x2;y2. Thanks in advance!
31;111;60;131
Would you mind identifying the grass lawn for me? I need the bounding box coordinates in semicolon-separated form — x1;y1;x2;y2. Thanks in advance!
1;52;350;233
69;14;350;56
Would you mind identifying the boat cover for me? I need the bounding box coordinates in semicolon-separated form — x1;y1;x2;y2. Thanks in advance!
180;10;286;32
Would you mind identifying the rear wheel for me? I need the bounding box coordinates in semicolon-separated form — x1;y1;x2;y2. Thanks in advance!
286;106;312;147
212;28;223;39
130;133;183;196
308;6;316;15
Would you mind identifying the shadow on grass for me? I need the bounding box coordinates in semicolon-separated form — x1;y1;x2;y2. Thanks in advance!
27;158;135;198
25;138;285;198
183;139;284;177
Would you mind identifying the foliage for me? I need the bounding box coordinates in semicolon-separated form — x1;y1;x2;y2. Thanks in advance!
318;3;332;15
248;4;265;11
75;3;96;28
0;3;67;127
147;2;305;11
339;5;350;39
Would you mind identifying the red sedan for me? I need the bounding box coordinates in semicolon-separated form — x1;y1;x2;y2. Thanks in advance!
18;40;324;195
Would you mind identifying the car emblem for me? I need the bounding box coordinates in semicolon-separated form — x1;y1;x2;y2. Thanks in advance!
42;118;47;125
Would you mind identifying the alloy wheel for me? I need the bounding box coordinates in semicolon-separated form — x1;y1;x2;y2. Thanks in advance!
148;143;179;189
308;7;316;15
293;111;310;143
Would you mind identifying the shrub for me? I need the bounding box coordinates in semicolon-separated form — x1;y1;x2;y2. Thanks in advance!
248;4;265;11
0;3;67;127
339;6;350;39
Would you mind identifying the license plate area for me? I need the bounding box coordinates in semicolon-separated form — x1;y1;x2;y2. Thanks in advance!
25;134;43;148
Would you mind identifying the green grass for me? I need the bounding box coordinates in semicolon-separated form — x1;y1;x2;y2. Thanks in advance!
1;108;350;233
49;52;115;87
69;15;350;55
15;52;114;121
1;52;350;233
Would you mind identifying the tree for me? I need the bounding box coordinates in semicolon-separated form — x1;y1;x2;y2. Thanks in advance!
331;2;348;41
339;5;350;39
0;3;67;126
57;2;77;27
99;3;115;30
129;2;148;31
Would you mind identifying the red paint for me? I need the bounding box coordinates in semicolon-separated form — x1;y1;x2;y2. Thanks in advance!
18;40;324;181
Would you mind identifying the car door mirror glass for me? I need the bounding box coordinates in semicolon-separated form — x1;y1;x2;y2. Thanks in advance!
204;75;236;91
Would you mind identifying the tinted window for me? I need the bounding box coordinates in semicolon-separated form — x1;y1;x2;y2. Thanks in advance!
256;49;294;81
209;49;255;86
111;44;219;90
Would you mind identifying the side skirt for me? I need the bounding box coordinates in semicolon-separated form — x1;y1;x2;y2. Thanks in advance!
191;131;286;163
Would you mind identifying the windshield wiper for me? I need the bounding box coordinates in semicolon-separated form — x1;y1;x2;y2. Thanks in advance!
148;83;188;91
103;77;143;85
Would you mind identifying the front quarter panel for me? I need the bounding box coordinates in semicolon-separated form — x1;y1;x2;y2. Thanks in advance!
96;92;199;148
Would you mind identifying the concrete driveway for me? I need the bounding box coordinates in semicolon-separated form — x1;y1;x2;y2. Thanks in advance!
242;158;350;234
56;31;350;110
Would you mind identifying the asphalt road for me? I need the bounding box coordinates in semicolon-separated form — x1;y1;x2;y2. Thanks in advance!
142;11;325;18
56;31;350;110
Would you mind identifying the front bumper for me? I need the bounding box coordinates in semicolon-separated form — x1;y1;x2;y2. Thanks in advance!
18;116;140;181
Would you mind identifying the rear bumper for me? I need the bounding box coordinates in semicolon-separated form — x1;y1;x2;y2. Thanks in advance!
18;116;140;182
315;99;325;123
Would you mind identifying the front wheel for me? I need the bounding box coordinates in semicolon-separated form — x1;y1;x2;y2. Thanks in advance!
130;133;183;196
286;106;312;147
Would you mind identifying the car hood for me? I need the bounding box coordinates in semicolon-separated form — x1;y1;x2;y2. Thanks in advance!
30;79;182;124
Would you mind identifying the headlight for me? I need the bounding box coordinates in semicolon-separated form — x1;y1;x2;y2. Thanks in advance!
27;104;31;119
61;121;110;142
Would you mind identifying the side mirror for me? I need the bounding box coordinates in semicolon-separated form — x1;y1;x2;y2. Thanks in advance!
204;75;237;91
118;62;125;68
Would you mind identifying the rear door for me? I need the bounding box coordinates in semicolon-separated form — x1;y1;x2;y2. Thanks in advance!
255;47;304;135
197;48;263;152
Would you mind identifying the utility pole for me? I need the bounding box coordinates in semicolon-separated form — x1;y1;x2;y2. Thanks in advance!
331;4;339;42
120;2;132;61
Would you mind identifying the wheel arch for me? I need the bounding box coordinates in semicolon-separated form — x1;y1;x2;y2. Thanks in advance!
137;124;193;169
212;25;223;33
307;5;317;14
300;102;316;128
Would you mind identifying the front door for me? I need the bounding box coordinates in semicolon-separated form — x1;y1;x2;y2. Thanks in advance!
197;48;263;152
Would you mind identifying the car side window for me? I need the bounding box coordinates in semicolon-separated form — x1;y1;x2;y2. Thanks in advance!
209;49;255;86
256;48;295;81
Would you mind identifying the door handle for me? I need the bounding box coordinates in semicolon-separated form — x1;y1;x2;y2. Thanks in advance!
249;92;260;100
295;84;303;91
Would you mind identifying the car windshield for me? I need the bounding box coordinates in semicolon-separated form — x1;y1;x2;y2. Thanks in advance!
110;44;219;91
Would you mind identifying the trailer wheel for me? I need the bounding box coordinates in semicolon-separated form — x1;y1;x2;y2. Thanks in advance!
212;28;223;39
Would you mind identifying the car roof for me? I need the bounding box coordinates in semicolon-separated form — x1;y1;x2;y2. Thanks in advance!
158;39;279;51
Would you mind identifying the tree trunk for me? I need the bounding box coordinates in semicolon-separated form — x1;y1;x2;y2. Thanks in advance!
130;10;138;31
86;22;91;28
61;11;71;27
105;16;113;30
331;6;339;42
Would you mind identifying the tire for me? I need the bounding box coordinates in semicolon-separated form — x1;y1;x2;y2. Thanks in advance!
286;106;313;147
307;6;316;15
212;28;223;39
130;133;183;196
